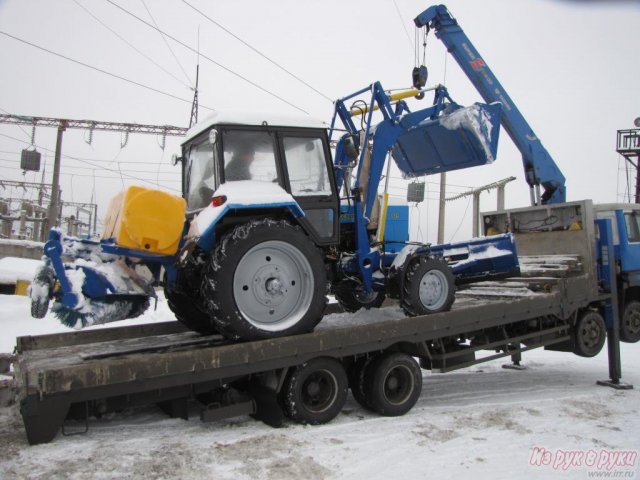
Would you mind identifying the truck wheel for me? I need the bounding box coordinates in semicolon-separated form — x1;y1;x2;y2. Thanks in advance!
201;219;327;341
401;257;455;316
363;352;422;416
165;287;217;335
620;300;640;343
573;310;607;357
335;282;386;313
348;356;376;411
282;357;348;425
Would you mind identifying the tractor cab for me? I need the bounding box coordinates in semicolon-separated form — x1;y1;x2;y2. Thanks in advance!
180;112;340;245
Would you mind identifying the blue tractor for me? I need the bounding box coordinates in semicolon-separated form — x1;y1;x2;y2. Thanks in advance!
29;6;524;341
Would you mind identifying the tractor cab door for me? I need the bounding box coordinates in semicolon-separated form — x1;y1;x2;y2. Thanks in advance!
278;131;339;246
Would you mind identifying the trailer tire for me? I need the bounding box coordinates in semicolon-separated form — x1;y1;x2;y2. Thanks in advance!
401;257;455;316
201;219;327;341
572;310;607;358
620;300;640;343
348;356;376;411
335;282;386;313
282;357;348;425
363;352;422;416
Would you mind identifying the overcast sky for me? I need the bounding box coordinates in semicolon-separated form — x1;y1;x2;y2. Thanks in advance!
0;0;638;242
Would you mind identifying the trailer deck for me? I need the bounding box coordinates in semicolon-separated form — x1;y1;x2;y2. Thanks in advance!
14;270;599;445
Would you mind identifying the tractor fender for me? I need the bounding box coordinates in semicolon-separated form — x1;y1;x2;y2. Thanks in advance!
188;180;305;253
386;244;431;300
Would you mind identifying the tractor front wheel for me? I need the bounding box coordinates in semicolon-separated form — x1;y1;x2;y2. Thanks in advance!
401;257;455;316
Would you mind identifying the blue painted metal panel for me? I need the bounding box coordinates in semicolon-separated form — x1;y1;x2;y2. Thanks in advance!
391;103;501;176
196;201;305;252
384;205;409;254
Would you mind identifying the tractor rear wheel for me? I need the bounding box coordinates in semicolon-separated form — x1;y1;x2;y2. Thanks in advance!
201;219;327;341
165;287;217;335
401;256;455;316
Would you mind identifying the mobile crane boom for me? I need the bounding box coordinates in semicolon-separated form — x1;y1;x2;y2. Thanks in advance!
414;5;566;205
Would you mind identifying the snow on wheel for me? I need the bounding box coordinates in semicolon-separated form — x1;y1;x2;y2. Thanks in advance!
282;357;348;425
572;310;606;358
200;219;327;341
335;282;385;313
29;264;54;319
363;352;422;416
401;257;455;316
621;300;640;343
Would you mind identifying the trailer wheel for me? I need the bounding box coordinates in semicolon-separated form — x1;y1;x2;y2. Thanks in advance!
165;287;217;335
282;357;348;425
201;219;327;341
363;352;422;416
401;257;455;316
573;310;607;357
348;356;376;410
621;300;640;343
335;282;386;312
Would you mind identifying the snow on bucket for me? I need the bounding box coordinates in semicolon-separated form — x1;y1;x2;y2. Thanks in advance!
391;102;501;177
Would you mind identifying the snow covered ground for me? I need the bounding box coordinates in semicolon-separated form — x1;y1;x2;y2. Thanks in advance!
0;289;639;478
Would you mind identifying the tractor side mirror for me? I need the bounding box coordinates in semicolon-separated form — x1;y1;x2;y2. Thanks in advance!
171;154;182;166
343;135;359;161
208;129;218;146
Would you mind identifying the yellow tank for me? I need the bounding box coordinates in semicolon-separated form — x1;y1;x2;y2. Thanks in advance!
102;186;186;255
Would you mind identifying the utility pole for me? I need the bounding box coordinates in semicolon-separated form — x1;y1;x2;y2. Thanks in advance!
47;122;65;230
446;176;516;237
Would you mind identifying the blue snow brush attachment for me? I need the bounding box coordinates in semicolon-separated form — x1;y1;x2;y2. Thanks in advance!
52;296;150;329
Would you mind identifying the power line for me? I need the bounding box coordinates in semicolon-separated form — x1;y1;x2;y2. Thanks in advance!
0;131;175;165
0;157;177;176
0;131;179;190
0;165;180;189
72;0;192;90
0;30;213;110
181;0;333;103
105;0;310;115
140;0;193;87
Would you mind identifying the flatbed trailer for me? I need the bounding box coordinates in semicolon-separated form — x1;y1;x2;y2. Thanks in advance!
13;200;632;445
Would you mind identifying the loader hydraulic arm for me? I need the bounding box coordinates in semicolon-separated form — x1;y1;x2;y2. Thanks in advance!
415;5;566;205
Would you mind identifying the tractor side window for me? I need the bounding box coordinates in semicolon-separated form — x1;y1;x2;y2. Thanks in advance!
186;138;217;211
223;131;278;183
624;212;640;243
283;137;331;196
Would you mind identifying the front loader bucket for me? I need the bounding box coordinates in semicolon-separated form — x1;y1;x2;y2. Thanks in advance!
391;102;501;176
